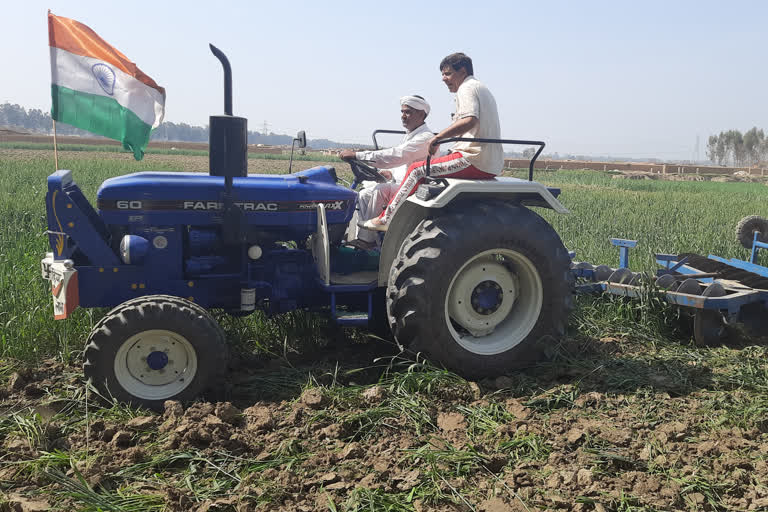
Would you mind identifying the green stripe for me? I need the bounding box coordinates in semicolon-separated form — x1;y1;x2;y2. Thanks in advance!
51;84;152;160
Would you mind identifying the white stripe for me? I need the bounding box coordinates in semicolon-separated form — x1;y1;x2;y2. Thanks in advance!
50;47;165;128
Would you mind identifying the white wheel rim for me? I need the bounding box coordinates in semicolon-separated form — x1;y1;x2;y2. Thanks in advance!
114;329;198;400
445;249;543;355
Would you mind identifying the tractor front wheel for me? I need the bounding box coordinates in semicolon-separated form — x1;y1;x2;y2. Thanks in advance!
386;203;572;378
84;295;228;410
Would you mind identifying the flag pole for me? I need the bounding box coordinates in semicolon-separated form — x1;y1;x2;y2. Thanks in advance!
49;10;58;171
52;119;59;170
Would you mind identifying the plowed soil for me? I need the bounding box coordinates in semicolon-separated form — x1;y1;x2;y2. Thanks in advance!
2;333;767;511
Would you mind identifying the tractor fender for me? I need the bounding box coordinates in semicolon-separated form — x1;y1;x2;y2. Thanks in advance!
408;177;569;213
377;177;569;287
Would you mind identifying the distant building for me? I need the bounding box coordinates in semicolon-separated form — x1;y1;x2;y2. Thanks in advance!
247;144;282;155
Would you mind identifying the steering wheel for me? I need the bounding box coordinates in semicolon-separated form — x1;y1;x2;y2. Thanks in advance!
347;158;387;184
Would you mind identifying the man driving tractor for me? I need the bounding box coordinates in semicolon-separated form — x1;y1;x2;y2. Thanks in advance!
340;95;433;250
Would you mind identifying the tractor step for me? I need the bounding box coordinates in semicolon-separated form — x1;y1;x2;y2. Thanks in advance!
329;289;373;327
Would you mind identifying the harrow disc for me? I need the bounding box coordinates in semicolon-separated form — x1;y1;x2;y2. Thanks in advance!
593;265;614;282
677;278;702;295
655;274;677;290
607;268;633;284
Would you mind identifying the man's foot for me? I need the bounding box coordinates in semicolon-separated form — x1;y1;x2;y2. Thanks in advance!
344;239;377;251
359;218;388;232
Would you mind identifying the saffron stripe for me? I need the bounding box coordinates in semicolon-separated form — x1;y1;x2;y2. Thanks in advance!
51;47;165;128
51;84;152;160
48;12;164;95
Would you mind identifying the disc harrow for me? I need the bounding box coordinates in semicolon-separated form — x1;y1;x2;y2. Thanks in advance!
572;238;768;346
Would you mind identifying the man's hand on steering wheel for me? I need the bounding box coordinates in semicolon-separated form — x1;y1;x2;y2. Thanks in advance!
339;149;357;161
347;158;387;183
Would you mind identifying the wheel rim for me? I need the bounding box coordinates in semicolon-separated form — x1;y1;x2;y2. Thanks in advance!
114;329;198;400
445;249;543;355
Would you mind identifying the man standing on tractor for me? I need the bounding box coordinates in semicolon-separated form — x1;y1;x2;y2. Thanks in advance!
340;95;433;250
362;52;502;232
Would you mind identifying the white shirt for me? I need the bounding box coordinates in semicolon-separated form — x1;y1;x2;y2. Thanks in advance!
452;76;503;174
355;122;433;183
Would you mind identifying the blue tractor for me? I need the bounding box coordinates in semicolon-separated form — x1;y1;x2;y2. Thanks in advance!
40;46;573;409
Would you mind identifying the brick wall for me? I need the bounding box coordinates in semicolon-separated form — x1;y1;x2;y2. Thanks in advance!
503;158;767;176
0;134;284;154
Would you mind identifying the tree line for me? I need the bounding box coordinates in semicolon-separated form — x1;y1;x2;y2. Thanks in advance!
707;128;768;167
0;102;270;142
1;103;69;134
0;102;348;149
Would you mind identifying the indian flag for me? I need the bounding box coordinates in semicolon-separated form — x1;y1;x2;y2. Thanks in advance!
48;12;165;160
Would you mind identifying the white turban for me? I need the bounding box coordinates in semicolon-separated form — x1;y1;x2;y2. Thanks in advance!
400;95;430;115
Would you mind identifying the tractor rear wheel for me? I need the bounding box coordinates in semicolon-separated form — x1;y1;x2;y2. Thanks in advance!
386;202;572;378
84;295;228;410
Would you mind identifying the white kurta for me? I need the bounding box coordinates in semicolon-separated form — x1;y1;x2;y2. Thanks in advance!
451;76;503;174
355;122;434;182
353;123;433;243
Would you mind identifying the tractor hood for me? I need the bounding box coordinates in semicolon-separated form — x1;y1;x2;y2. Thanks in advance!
96;166;356;226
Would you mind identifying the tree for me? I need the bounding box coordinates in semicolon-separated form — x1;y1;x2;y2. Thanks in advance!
743;127;765;166
706;128;768;167
706;135;721;164
707;133;729;165
0;103;28;129
759;137;768;166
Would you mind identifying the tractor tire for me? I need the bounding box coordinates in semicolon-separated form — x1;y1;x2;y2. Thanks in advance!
84;295;228;411
386;202;573;378
735;215;768;249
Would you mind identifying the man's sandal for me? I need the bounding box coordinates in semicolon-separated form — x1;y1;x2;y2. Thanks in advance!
344;239;377;251
359;219;389;232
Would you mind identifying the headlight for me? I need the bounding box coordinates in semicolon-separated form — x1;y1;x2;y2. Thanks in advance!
119;235;149;265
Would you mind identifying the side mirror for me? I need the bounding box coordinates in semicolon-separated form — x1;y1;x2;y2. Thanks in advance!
295;130;307;149
288;130;307;174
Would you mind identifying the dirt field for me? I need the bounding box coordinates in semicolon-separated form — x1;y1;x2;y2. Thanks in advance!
2;334;768;512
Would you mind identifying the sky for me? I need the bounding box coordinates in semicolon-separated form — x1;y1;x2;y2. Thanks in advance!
2;0;767;160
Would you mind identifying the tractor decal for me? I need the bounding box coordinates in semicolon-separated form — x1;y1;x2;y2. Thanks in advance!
296;200;346;210
97;199;350;212
51;189;65;257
